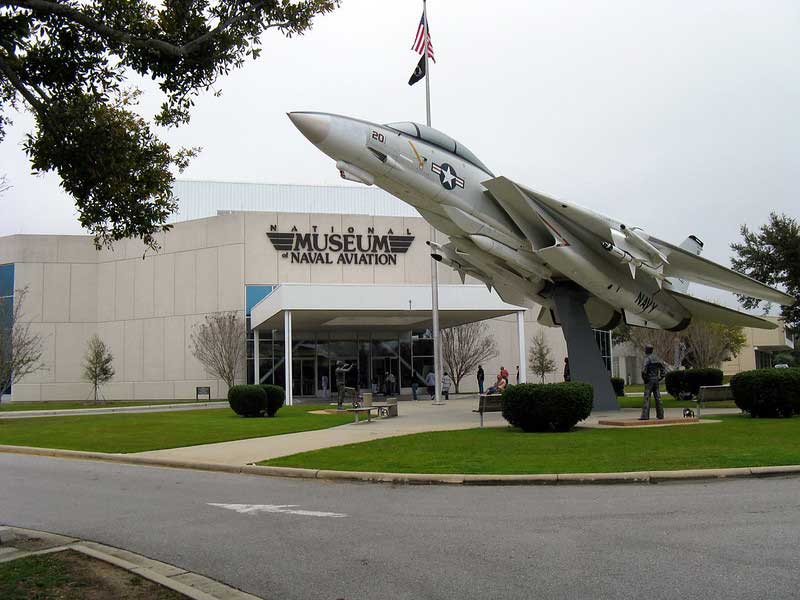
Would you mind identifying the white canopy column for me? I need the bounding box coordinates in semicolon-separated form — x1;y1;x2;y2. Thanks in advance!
284;311;293;406
254;329;260;384
517;310;527;384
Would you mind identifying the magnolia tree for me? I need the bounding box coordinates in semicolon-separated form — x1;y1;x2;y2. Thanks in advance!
0;0;338;250
441;322;498;393
82;334;115;404
190;311;246;394
0;287;44;401
528;332;557;383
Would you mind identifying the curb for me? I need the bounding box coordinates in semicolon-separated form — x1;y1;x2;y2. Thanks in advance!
3;444;800;485
0;527;261;600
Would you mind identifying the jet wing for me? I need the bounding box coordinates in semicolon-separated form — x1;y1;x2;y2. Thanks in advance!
666;290;778;330
483;176;620;245
650;237;795;306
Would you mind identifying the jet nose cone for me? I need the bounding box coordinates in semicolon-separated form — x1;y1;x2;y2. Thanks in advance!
288;112;331;145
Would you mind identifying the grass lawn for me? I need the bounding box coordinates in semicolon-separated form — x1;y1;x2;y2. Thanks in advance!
0;405;351;453
616;397;737;409
0;550;184;600
0;399;204;412
262;415;800;474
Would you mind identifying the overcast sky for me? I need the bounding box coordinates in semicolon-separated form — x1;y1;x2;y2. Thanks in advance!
1;0;798;276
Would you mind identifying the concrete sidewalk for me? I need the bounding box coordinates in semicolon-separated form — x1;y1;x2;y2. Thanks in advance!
133;397;741;466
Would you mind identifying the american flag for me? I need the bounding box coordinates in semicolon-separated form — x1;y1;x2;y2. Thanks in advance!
412;12;435;62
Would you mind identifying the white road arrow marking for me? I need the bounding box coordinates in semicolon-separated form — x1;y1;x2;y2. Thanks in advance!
208;503;347;518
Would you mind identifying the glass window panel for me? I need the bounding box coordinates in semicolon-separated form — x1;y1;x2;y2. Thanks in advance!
0;264;14;298
293;338;316;357
413;357;434;386
245;285;274;315
371;336;398;358
412;338;433;357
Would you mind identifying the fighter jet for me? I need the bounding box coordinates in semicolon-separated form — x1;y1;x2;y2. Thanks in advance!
289;111;795;409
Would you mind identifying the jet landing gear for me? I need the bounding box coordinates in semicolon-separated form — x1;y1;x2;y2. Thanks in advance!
552;284;620;412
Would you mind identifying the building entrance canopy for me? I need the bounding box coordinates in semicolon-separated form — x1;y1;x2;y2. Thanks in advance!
250;284;526;405
250;284;523;332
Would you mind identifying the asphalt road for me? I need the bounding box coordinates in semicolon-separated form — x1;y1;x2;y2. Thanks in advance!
1;454;799;600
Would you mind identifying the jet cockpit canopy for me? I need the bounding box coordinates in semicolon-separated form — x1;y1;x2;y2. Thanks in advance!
384;122;493;176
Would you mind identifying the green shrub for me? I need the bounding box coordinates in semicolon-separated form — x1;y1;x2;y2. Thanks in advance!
501;382;593;432
684;368;724;396
665;370;685;399
665;368;723;399
260;384;285;417
730;368;800;418
611;377;625;397
228;385;266;417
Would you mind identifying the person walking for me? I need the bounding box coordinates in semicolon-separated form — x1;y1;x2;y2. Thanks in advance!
441;371;452;400
515;365;520;384
386;371;396;395
563;357;571;382
425;370;436;400
320;374;329;402
477;365;485;395
640;345;666;420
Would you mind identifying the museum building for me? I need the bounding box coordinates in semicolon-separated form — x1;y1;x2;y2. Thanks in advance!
0;180;597;404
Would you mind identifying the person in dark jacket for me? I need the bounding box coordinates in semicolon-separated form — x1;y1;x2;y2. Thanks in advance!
563;357;571;382
477;365;485;395
640;345;666;420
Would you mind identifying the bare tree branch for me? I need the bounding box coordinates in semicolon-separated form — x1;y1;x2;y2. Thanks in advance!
441;322;498;393
190;311;245;393
0;287;45;397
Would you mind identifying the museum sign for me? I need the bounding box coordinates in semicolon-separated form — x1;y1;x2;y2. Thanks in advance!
267;225;414;265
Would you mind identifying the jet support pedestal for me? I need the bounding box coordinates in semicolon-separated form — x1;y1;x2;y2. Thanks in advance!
552;284;619;412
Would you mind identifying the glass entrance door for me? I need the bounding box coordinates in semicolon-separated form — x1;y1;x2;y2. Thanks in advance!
371;357;399;395
291;358;315;397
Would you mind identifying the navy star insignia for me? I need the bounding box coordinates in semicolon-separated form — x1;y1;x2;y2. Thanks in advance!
431;162;465;190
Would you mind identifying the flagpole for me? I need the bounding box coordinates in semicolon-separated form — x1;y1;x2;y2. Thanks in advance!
423;0;444;405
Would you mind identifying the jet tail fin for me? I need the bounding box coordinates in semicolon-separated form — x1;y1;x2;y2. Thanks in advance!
666;235;704;293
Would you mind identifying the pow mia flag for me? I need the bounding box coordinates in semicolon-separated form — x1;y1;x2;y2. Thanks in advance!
408;55;425;86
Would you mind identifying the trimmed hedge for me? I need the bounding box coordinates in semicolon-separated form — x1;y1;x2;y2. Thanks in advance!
611;377;625;397
665;368;723;399
731;368;800;418
228;385;267;417
685;368;724;396
260;384;286;417
665;370;685;399
501;382;593;432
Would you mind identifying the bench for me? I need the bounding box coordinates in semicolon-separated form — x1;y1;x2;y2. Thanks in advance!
373;397;398;418
473;394;503;427
345;406;380;423
688;385;734;418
